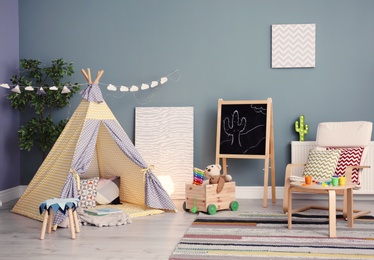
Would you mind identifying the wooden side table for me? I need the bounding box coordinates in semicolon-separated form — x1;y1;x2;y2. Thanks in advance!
288;182;356;238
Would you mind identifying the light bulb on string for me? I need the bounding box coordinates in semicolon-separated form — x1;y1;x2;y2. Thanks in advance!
107;84;117;91
160;77;168;84
61;86;71;94
141;84;149;90
37;87;46;95
130;85;139;92
11;85;21;94
120;86;129;92
150;81;158;88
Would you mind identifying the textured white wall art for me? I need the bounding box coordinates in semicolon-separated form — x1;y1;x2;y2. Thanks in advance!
135;107;193;199
272;24;316;68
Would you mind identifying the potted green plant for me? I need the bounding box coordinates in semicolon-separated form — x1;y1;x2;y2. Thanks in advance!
8;58;80;160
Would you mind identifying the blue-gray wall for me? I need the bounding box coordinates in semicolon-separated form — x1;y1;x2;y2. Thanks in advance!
0;0;20;191
13;0;374;187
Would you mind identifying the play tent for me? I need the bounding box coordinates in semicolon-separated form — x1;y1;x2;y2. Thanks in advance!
12;69;176;224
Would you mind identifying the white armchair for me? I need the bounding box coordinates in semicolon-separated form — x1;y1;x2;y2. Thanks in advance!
283;121;373;219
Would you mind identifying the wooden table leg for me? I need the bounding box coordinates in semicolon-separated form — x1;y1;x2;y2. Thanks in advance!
328;190;336;238
73;210;80;233
47;210;54;234
67;209;76;239
40;210;49;240
347;188;354;228
288;187;292;229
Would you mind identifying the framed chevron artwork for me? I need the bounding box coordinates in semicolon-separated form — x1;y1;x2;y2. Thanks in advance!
272;23;316;68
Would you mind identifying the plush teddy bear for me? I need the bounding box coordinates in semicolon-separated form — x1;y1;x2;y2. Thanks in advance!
204;164;232;193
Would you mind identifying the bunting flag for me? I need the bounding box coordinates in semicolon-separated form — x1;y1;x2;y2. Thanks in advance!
0;70;179;95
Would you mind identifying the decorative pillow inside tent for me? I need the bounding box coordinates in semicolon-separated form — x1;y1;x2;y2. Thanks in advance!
96;177;120;205
327;147;364;185
78;177;99;208
303;149;341;180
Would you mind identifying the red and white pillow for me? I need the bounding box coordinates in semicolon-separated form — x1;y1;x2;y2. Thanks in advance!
327;147;364;185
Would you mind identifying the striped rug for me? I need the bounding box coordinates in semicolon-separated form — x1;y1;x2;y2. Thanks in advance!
169;211;374;259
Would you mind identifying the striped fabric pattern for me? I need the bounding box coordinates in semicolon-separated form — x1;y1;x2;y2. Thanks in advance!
327;147;364;185
11;100;89;222
303;149;341;180
169;212;374;259
12;84;176;224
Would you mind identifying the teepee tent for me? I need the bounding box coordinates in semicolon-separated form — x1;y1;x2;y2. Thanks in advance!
12;69;176;224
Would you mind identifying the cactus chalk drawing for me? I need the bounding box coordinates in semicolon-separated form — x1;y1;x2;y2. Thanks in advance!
295;115;309;141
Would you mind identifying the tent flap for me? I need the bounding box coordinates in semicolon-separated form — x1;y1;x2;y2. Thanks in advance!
103;120;176;211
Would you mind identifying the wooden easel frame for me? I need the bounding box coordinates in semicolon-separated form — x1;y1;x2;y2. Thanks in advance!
215;98;276;207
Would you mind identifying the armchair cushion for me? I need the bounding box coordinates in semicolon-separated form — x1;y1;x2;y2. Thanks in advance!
303;149;341;180
327;147;364;185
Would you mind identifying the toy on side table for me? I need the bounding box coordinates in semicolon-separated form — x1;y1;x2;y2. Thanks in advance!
183;164;239;215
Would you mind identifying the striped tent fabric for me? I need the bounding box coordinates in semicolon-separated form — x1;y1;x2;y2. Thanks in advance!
12;84;176;224
80;83;104;103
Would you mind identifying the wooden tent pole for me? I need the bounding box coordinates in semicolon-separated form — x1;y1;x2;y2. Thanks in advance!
81;69;104;84
87;68;92;84
81;69;89;83
93;70;104;84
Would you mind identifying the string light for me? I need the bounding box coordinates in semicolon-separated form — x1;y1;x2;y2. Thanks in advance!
0;69;180;95
61;86;71;94
11;85;21;93
105;70;179;93
37;87;46;95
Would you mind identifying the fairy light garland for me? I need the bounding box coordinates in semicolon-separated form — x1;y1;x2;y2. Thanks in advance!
0;69;180;95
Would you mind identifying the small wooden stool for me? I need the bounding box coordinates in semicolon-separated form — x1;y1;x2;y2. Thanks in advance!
39;198;80;240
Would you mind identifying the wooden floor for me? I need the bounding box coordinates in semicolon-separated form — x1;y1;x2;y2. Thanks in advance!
1;198;373;260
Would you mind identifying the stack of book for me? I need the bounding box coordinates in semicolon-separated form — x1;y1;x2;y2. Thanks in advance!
84;208;123;216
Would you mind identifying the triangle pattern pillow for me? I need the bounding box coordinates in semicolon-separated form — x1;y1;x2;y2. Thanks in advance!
303;149;341;180
78;177;99;208
327;147;364;185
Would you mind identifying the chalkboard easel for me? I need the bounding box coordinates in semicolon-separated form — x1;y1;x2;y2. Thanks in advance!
215;98;275;208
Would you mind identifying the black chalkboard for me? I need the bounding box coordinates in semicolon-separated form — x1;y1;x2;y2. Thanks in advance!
219;103;267;155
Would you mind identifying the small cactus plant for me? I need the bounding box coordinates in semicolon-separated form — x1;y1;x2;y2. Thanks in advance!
295;115;309;141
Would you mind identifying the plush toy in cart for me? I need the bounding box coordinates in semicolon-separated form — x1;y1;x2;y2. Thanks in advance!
184;164;238;215
204;164;232;193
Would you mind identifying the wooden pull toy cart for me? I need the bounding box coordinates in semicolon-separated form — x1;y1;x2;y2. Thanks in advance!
183;181;239;215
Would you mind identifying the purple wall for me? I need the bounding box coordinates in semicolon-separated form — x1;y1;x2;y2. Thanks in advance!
0;0;20;191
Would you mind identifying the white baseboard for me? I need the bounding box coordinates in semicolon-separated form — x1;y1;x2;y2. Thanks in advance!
236;186;284;200
0;185;27;205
